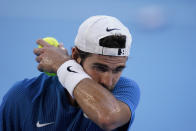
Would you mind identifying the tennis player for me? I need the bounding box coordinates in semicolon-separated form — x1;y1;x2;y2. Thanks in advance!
0;15;140;131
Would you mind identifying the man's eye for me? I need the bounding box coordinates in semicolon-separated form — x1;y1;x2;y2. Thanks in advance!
98;67;108;72
113;67;124;73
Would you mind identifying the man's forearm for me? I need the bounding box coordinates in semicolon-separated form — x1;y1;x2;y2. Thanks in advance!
73;78;130;130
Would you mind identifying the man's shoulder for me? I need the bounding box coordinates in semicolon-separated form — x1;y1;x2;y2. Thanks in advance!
1;73;53;106
113;76;140;105
116;76;139;89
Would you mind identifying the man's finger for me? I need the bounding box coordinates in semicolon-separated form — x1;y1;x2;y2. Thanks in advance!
36;39;51;47
58;43;66;50
58;43;69;55
33;48;44;56
35;56;42;63
37;62;44;72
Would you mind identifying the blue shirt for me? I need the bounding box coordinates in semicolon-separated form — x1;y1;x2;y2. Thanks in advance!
0;73;140;131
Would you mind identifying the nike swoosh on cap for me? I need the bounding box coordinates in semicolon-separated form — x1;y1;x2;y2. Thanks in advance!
106;27;120;32
36;121;55;128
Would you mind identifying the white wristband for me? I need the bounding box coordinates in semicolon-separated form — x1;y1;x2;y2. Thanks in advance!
57;60;91;98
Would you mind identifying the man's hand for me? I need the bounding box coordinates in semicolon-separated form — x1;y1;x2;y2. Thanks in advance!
33;39;71;73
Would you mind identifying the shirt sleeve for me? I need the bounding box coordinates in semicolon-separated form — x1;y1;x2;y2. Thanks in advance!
112;77;140;130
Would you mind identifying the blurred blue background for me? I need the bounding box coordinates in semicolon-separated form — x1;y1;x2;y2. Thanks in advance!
0;0;196;130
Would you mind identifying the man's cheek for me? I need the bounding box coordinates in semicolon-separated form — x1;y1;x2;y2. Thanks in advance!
86;70;99;81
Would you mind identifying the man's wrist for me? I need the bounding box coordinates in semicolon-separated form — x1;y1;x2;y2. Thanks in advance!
54;57;71;73
57;60;91;98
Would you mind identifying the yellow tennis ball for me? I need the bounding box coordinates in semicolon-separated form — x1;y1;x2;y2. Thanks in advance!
38;37;59;48
39;37;60;76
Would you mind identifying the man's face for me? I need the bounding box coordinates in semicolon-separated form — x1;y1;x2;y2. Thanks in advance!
82;54;127;91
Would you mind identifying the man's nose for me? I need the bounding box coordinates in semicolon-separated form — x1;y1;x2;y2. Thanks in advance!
99;72;113;88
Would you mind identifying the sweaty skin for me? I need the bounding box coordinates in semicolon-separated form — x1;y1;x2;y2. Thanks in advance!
34;39;71;73
34;39;131;130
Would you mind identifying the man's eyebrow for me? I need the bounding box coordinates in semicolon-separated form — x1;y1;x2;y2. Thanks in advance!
92;63;109;68
115;65;126;69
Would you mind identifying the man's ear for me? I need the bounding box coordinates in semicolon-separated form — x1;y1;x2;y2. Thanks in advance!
72;47;81;64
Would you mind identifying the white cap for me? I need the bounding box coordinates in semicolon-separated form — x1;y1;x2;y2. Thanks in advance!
74;15;132;56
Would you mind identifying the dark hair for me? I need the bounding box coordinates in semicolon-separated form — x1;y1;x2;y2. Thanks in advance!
77;47;92;66
77;34;126;65
99;35;126;48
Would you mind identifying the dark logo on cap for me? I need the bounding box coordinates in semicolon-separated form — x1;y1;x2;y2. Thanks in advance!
106;27;120;32
67;66;78;73
118;49;126;55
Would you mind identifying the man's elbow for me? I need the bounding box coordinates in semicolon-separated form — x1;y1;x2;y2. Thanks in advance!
97;114;120;131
